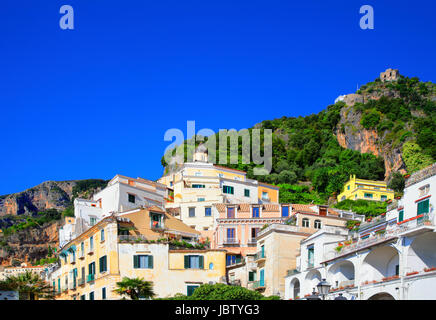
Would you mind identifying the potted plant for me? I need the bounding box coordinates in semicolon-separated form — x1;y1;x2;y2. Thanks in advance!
406;271;419;276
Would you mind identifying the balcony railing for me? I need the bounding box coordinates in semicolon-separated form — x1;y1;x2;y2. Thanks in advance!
254;251;266;261
286;269;300;277
247;238;257;245
223;238;239;245
78;278;85;286
253;280;265;289
78;252;85;260
118;235;148;242
332;217;434;259
87;274;95;283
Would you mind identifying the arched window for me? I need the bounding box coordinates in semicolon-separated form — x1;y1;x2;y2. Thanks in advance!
314;220;322;229
302;218;310;228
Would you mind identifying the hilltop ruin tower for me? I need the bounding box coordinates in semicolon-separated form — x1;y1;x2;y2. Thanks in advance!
380;68;400;82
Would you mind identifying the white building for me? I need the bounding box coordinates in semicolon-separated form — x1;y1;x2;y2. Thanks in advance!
59;175;167;247
285;163;436;300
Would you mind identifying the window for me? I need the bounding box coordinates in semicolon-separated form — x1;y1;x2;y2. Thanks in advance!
89;292;94;300
259;269;265;287
187;285;199;296
102;287;107;300
314;220;321;229
244;189;250;197
192;184;205;188
251;228;260;239
302;218;310;228
89;236;94;252
364;193;373;199
226;228;235;241
248;271;256;282
223;185;234;194
189;207;196;217
308;246;314;268
347;185;350;190
184;255;204;269
281;206;289;217
88;262;95;275
170;181;173;187
133;255;154;269
234;176;240;181
398;210;404;222
205;207;211;217
203;227;209;231
99;256;107;273
195;172;202;176
227;207;235;218
197;197;205;202
128;194;135;203
209;263;214;270
100;229;105;242
395;265;399;276
419;184;430;197
417;199;430;217
252;206;260;218
262;191;269;201
381;195;387;201
226;255;241;266
80;295;85;300
90;217;97;226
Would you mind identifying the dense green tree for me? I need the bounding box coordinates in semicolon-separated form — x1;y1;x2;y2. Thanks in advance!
114;277;155;300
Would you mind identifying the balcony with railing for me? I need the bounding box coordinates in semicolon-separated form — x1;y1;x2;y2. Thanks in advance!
87;274;95;283
223;238;240;245
286;269;300;277
253;280;265;290
331;214;435;260
247;238;257;245
254;251;266;262
78;278;85;286
118;235;148;242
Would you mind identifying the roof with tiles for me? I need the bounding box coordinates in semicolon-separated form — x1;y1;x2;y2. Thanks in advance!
327;208;340;216
262;203;280;212
292;204;316;213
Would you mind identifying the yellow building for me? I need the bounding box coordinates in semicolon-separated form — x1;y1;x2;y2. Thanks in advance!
337;175;394;202
49;207;226;300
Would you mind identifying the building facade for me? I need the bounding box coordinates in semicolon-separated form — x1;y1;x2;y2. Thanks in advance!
286;163;436;300
158;147;279;238
49;208;226;300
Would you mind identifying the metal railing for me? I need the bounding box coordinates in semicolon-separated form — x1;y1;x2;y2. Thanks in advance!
118;235;148;242
223;238;239;244
247;238;257;245
87;274;95;282
286;269;300;277
69;280;77;290
78;278;85;286
253;280;265;289
254;251;266;261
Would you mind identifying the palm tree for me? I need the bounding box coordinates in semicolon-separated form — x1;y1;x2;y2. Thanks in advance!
0;271;54;300
114;277;155;300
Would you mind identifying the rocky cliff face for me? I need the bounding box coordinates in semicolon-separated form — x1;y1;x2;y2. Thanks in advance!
335;105;407;180
0;181;76;216
0;221;60;266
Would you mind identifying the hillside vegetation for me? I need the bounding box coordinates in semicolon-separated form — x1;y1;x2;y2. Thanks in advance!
162;74;436;208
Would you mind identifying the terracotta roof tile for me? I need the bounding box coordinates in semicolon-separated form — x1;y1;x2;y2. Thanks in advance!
215;203;227;213
262;204;280;212
292;204;316;213
327;208;340;216
238;203;251;212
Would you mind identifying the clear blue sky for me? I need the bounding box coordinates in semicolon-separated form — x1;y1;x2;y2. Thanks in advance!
0;0;435;195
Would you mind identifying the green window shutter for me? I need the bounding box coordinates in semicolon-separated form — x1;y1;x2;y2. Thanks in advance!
399;210;404;222
184;255;190;269
423;199;429;214
199;256;204;269
148;255;154;269
133;255;139;269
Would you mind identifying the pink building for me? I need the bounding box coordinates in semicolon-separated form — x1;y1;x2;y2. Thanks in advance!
212;203;289;265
